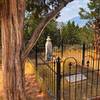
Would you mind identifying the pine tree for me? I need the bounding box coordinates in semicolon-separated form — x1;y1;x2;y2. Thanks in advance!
79;0;100;59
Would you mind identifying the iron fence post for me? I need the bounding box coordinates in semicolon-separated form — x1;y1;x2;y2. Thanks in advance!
82;43;85;66
56;57;61;100
61;39;63;58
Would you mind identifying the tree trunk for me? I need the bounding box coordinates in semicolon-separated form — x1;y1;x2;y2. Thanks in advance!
1;0;26;100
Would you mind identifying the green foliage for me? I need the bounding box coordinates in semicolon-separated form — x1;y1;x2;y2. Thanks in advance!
79;0;100;20
62;21;81;45
38;20;60;47
24;0;94;47
24;16;60;47
79;0;100;35
24;16;94;47
61;21;94;45
79;26;94;44
24;0;69;47
24;15;40;45
24;0;61;47
25;0;66;19
26;0;49;19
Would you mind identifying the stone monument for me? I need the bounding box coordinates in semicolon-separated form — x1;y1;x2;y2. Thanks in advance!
45;36;52;61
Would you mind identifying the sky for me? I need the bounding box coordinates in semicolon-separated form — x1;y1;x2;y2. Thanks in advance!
56;0;89;23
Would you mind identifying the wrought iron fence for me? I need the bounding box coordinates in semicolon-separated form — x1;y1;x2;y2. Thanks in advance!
34;43;100;100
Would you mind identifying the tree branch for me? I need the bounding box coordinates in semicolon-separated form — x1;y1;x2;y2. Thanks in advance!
22;0;73;60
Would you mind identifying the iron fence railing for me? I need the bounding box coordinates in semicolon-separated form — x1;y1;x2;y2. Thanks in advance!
34;43;100;100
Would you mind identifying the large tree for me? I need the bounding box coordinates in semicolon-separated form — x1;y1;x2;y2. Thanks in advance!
79;0;100;52
0;0;73;100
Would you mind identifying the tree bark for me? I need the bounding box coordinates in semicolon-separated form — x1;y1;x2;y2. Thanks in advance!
1;0;26;100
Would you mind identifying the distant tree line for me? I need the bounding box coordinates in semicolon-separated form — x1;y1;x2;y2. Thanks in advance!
24;19;94;47
62;21;94;45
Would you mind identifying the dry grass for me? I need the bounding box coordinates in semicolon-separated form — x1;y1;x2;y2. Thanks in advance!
60;49;100;70
25;58;35;75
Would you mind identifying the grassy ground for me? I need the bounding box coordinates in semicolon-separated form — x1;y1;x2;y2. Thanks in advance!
56;48;100;70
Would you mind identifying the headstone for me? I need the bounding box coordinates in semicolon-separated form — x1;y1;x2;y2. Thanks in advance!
45;36;53;61
65;73;87;83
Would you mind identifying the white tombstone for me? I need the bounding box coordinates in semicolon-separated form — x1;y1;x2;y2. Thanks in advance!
45;36;53;61
65;74;87;83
